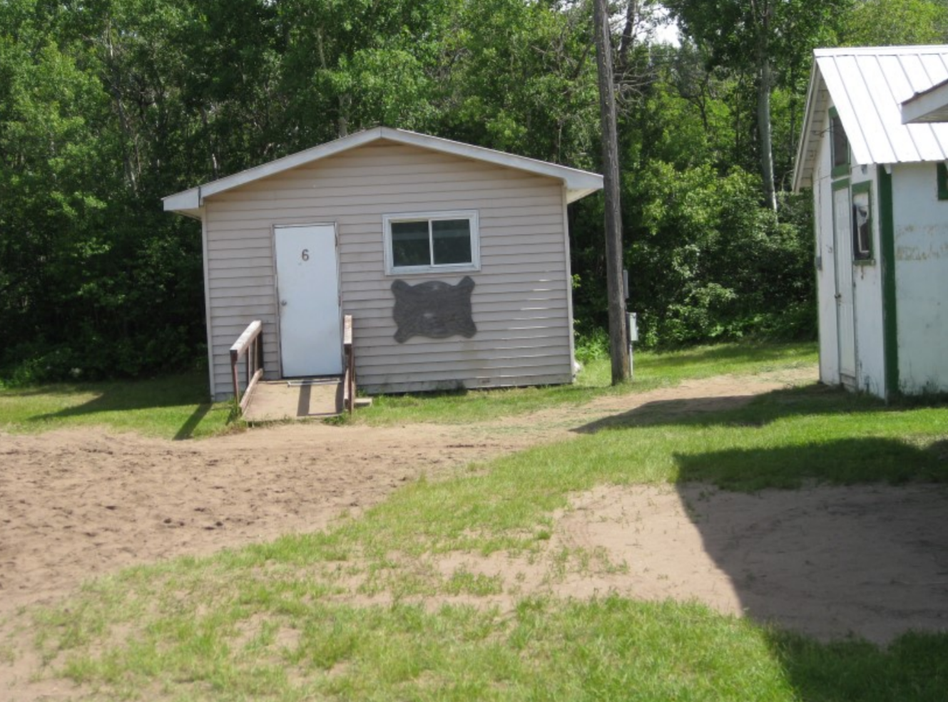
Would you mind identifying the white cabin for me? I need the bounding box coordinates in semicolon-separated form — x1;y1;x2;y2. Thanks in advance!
794;46;948;399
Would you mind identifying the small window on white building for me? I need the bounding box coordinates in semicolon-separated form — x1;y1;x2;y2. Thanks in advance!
851;185;872;261
830;109;849;179
384;211;480;275
937;163;948;201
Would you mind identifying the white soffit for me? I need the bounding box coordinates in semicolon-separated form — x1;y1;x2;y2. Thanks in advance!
164;127;604;214
794;45;948;191
902;77;948;123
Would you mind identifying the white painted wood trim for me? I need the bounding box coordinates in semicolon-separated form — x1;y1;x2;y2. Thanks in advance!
270;224;283;379
561;185;576;371
382;210;480;276
793;61;823;192
201;210;216;400
902;77;948;123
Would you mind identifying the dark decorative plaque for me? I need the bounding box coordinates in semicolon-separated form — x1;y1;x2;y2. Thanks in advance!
391;276;477;343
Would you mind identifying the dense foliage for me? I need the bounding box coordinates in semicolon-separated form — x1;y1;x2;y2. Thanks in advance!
2;0;945;381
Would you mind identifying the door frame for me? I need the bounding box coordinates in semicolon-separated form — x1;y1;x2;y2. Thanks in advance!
831;178;857;388
272;222;342;378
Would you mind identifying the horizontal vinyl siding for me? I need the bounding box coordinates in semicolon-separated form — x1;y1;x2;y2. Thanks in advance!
203;140;574;399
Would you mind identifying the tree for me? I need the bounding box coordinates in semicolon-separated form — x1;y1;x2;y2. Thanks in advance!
667;0;847;210
1;0;839;382
839;0;948;46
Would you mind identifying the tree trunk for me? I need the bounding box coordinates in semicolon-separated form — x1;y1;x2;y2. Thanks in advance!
756;36;777;211
593;0;630;384
618;0;638;70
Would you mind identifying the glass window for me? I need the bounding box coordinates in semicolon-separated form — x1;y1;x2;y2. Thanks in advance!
384;212;479;274
432;220;472;265
937;163;948;201
391;221;430;267
852;186;872;261
831;111;849;178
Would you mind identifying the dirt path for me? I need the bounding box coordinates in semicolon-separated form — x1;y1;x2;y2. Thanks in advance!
0;368;805;615
2;364;947;654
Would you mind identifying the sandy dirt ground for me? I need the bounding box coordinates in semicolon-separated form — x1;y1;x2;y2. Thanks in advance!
2;365;948;698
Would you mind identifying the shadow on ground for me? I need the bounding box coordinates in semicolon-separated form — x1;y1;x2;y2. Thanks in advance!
673;439;948;699
674;437;948;490
762;628;948;701
21;373;216;440
574;382;915;434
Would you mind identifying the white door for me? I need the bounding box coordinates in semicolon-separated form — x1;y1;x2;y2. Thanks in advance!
275;225;342;377
832;186;856;386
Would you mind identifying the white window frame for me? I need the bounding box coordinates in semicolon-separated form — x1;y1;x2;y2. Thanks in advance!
383;210;480;275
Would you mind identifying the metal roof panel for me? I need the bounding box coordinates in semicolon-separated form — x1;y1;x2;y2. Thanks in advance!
794;46;948;191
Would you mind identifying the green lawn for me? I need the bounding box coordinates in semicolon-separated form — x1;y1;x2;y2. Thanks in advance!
7;340;948;700
356;340;818;425
0;342;817;437
0;371;236;439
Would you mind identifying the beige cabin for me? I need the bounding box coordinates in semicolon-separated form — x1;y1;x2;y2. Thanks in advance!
164;127;603;401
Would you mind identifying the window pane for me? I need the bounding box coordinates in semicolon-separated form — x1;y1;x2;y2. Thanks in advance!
432;219;472;265
392;221;430;267
852;191;871;259
832;114;849;170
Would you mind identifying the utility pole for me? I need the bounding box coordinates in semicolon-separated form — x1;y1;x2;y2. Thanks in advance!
593;0;630;384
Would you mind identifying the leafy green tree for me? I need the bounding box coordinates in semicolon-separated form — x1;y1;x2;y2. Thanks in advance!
666;0;848;210
839;0;948;45
0;0;204;379
276;0;453;146
2;0;860;381
432;0;599;164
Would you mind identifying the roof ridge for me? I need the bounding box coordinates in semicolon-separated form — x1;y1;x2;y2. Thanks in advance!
814;45;948;57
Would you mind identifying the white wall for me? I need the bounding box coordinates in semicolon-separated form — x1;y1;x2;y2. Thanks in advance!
813;126;839;386
812;108;886;399
892;162;948;394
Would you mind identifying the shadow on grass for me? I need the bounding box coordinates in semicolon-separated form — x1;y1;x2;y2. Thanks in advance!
574;382;888;434
22;372;216;440
764;629;948;701
672;439;948;698
674;437;948;491
171;403;213;440
634;341;815;369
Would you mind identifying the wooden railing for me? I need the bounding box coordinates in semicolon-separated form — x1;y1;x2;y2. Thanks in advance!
343;314;355;414
230;320;263;413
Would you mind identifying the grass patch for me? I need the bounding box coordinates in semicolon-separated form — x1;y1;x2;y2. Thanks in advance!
242;384;948;570
357;341;817;426
0;341;816;437
0;371;237;439
12;342;948;700
30;588;948;701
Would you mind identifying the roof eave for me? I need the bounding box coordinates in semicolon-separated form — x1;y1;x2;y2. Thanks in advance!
902;79;948;123
162;188;201;214
566;185;603;204
792;60;823;192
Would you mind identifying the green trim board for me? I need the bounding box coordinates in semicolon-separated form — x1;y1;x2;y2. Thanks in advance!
937;163;948;201
878;166;899;400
